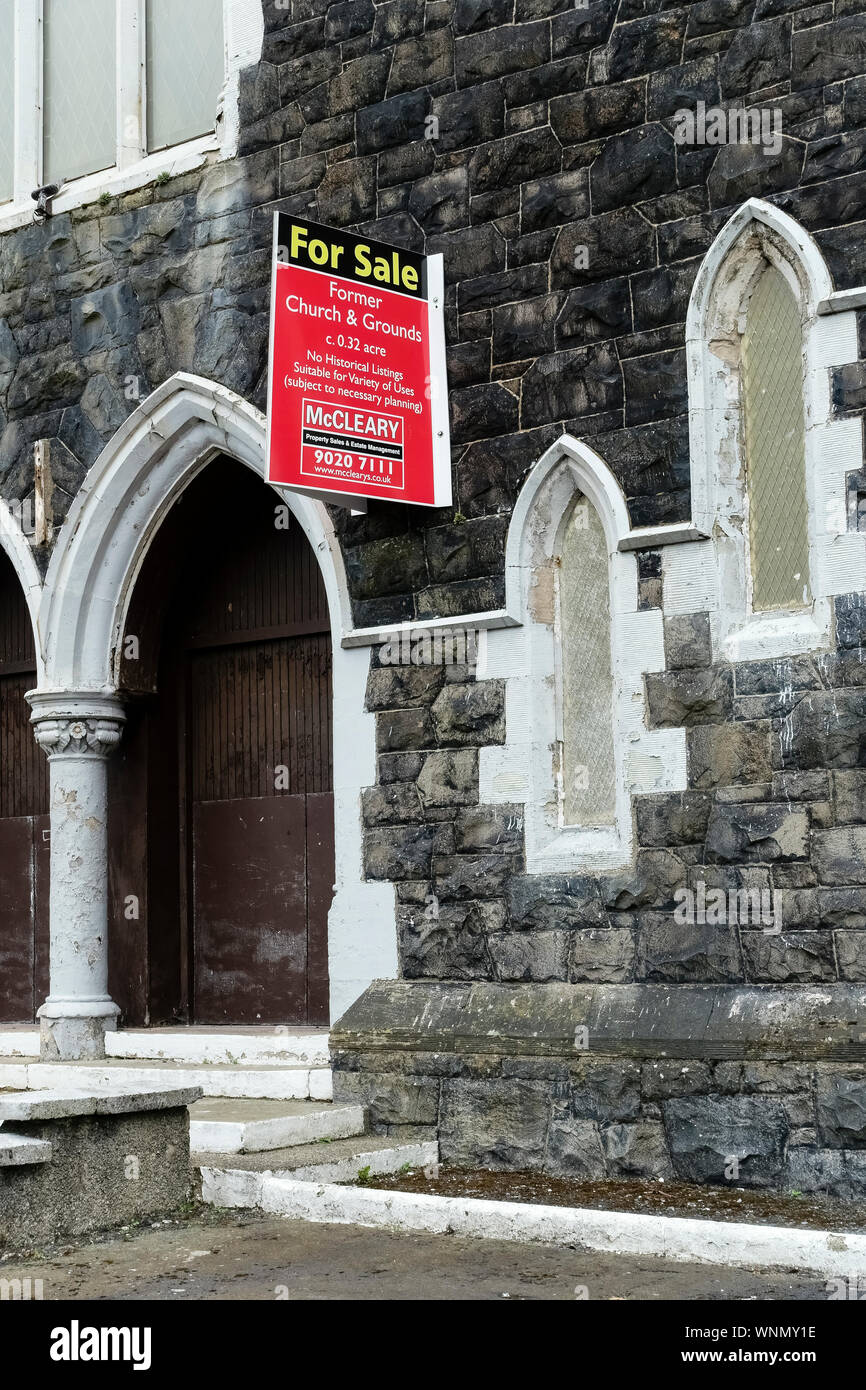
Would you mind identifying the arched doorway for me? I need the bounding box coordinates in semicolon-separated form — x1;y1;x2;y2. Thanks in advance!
109;456;334;1026
0;548;49;1021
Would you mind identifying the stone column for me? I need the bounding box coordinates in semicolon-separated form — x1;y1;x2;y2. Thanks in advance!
26;691;126;1061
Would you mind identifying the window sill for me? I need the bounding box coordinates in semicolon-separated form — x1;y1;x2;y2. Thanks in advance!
721;603;831;664
528;824;631;875
0;133;220;235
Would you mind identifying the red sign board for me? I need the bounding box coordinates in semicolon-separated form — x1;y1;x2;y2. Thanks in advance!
266;214;451;508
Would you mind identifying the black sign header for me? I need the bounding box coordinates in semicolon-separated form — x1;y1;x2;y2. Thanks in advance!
274;213;427;300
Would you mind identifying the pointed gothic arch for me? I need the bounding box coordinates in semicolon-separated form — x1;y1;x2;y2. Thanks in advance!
483;434;687;873
34;372;394;1021
40;373;354;693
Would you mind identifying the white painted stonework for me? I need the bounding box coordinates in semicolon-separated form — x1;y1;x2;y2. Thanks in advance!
0;498;43;677
0;1132;53;1166
104;1029;331;1067
10;1060;334;1101
188;1101;365;1154
480;435;687;873
26;692;126;1059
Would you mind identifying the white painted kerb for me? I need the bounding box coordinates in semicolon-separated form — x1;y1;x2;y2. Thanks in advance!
203;1174;866;1280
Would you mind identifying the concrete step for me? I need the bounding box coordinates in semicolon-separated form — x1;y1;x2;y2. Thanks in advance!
0;1058;333;1101
0;1028;330;1067
188;1098;364;1154
0;1029;38;1058
105;1029;330;1067
199;1136;439;1205
0;1132;52;1166
0;1083;201;1123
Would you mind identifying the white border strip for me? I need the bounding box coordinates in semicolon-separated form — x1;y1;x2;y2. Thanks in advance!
426;253;453;509
200;1173;866;1279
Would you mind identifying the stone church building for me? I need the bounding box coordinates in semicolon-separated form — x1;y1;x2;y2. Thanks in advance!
1;0;866;1191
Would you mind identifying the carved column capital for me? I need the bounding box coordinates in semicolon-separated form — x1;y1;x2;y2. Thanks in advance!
26;691;125;759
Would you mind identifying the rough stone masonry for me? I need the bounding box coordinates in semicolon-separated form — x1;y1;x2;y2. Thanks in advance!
5;0;866;1191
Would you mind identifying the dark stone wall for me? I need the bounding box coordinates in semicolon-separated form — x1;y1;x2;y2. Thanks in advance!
334;1049;866;1191
364;620;866;989
3;0;866;617
330;980;866;1191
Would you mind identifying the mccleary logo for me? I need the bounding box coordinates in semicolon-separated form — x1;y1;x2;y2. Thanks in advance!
50;1321;152;1371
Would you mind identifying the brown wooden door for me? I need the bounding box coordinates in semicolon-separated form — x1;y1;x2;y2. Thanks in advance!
115;458;334;1026
0;553;49;1022
186;630;333;1024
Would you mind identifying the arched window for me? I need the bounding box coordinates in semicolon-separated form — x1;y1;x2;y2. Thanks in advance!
741;264;810;613
681;198;860;662
557;494;616;828
479;437;688;874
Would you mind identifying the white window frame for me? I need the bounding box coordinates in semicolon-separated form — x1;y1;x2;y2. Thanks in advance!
676;197;865;663
1;0;263;233
478;435;688;875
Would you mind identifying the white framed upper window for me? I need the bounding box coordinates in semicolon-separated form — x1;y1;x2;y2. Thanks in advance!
0;0;263;229
0;0;15;202
144;0;226;154
43;0;118;184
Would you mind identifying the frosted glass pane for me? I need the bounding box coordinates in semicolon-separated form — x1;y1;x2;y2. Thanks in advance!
0;0;13;202
742;265;811;611
559;497;616;827
43;0;116;183
146;0;224;152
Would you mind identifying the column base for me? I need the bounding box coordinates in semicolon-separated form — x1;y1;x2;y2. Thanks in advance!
37;1001;120;1061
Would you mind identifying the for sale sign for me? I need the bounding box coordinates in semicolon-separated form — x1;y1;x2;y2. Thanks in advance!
266;213;452;508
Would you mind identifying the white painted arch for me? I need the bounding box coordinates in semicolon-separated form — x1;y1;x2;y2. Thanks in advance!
38;371;395;1022
40;372;356;693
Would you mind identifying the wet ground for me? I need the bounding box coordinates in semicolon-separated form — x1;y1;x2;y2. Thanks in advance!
0;1207;833;1300
367;1166;866;1232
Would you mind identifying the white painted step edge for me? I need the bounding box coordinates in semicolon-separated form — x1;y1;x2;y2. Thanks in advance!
14;1063;333;1102
288;1140;439;1184
199;1173;866;1281
0;1030;331;1066
0;1065;30;1091
0;1133;52;1166
189;1103;366;1154
200;1140;438;1188
105;1033;330;1066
